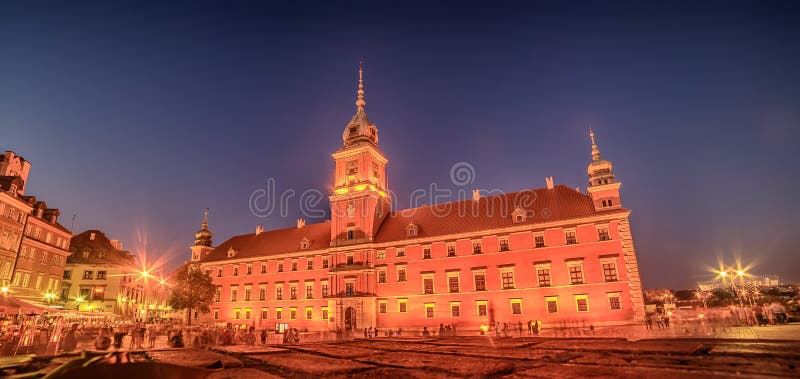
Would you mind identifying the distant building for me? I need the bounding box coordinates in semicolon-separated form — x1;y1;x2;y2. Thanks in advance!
195;68;646;330
698;274;781;292
0;151;71;304
63;230;156;317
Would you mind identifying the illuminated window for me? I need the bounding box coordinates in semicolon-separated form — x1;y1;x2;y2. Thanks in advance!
276;307;283;320
546;296;559;313
322;307;329;320
234;308;241;320
261;308;268;319
608;292;622;310
376;251;386;259
425;303;435;318
378;300;387;313
476;300;488;316
305;307;313;320
473;272;487;291
575;295;589;312
245;309;251;320
510;299;522;315
290;307;297;320
450;302;461;317
398;298;408;313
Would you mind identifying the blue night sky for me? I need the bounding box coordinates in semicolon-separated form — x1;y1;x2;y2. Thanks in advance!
1;1;798;289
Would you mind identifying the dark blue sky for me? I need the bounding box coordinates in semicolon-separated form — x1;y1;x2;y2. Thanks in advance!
2;1;798;288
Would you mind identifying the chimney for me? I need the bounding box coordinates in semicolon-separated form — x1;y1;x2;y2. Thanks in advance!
90;232;96;240
545;177;554;190
255;225;264;235
472;189;480;202
297;219;306;229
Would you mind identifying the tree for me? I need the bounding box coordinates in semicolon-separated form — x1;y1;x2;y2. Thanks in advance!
168;261;216;325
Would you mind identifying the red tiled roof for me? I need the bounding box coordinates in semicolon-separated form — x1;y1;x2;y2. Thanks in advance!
68;230;135;265
201;185;627;263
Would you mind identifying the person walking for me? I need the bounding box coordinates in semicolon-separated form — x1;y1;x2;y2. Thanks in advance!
260;329;268;345
62;324;79;353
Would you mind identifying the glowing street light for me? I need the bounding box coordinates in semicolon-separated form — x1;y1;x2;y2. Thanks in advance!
0;286;8;294
140;270;151;279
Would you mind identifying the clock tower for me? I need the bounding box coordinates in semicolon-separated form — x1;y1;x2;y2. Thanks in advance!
330;65;390;245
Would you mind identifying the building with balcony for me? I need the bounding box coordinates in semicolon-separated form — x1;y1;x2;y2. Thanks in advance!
195;68;646;331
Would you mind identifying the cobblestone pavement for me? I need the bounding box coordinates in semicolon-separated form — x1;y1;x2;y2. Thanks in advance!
134;335;800;378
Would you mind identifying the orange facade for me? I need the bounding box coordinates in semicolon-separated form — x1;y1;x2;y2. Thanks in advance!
196;69;645;331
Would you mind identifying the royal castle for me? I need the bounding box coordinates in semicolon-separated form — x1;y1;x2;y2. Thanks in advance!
192;67;645;331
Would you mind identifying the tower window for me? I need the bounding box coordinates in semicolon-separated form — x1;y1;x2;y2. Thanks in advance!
347;230;355;240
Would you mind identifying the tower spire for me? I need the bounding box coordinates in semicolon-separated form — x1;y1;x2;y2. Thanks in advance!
202;208;209;230
194;208;213;247
590;129;601;161
355;62;366;109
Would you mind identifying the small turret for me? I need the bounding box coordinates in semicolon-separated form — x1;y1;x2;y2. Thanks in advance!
585;130;622;211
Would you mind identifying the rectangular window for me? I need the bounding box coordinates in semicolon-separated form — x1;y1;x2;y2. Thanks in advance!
476;300;488;316
83;271;93;280
290;284;298;299
346;255;354;265
276;308;283;320
450;302;461;317
233;266;239;276
278;263;284;272
537;268;551;287
598;226;611;241
376;251;386;260
511;299;522;315
575;295;589;312
377;270;387;283
603;263;618;282
305;307;313;320
398;298;408;313
291;261;298;271
306;284;313;299
474;273;487;291
307;260;313;270
217;268;223;277
608;293;622;310
290;307;297;320
79;287;90;299
246;264;252;275
276;287;283;300
234;309;241;320
345;282;355;296
447;244;456;257
322;307;329;320
472;242;482;254
569;265;584;284
565;230;577;245
63;270;72;279
425;303;435;318
261;263;267;274
259;285;266;301
378;300;387;313
215;287;221;302
230;287;238;302
261;308;268;320
423;247;431;259
322;257;329;268
423;276;434;294
245;286;252;301
534;234;545;248
448;275;460;293
501;271;515;289
321;282;329;297
546;296;559;313
499;239;509;252
213;309;219;320
245;309;251;320
397;267;407;282
396;249;405;257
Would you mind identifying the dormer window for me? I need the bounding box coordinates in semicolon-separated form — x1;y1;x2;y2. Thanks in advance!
300;238;310;250
227;247;238;258
82;251;89;259
512;208;526;223
347;229;355;240
406;223;418;238
8;184;16;196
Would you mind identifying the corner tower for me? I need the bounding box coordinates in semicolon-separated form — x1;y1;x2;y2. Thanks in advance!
190;208;214;261
586;130;622;211
330;65;390;245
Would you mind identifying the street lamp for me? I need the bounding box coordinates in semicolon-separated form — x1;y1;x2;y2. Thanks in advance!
75;296;84;311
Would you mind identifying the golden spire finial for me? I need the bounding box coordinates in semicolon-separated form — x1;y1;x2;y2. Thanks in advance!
590;129;601;161
355;62;366;109
202;208;209;230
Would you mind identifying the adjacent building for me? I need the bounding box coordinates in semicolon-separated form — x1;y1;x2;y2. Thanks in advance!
0;151;71;304
195;68;646;331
